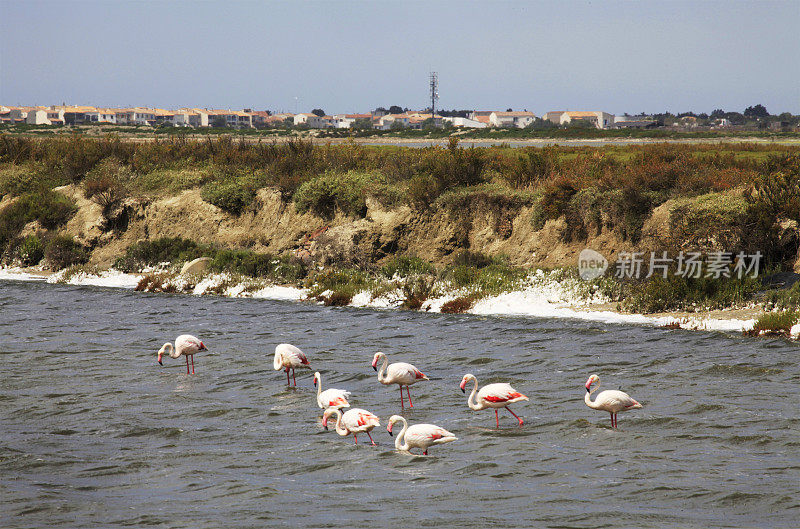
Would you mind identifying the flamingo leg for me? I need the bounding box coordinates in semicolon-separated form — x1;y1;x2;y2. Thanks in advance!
495;409;500;428
614;413;618;429
367;432;376;446
292;369;297;387
285;368;290;385
406;386;414;408
505;406;523;426
190;355;195;374
185;355;190;374
423;450;428;455
353;434;358;444
399;385;405;409
609;412;614;428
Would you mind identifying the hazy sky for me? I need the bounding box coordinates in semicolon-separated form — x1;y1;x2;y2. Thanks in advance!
2;0;798;115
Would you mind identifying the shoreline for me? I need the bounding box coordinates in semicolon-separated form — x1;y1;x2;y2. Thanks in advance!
0;266;760;334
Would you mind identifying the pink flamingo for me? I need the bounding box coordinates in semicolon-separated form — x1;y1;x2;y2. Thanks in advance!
584;374;642;428
313;371;351;411
387;415;457;455
157;335;207;374
372;352;429;409
460;373;529;428
322;407;380;445
273;343;310;386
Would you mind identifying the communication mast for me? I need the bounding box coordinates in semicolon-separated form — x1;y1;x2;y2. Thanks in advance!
429;72;439;117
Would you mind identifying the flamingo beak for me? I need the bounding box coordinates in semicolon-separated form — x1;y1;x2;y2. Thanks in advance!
322;418;328;430
158;360;163;366
313;378;317;387
372;364;377;371
387;425;393;437
460;381;466;393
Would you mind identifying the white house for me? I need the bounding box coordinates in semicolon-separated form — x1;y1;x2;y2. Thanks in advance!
294;113;333;128
116;108;156;126
332;113;371;128
442;116;488;128
489;111;536;128
545;111;614;129
85;109;118;124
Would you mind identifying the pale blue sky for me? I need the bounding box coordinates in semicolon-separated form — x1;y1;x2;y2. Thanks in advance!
2;0;798;115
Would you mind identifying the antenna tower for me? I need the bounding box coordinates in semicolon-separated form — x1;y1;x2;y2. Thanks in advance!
429;72;439;117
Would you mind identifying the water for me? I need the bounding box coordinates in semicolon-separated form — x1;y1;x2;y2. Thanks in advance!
1;279;798;528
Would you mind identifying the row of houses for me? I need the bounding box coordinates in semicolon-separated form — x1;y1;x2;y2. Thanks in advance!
1;104;623;130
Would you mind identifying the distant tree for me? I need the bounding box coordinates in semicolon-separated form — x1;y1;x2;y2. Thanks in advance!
388;105;404;114
311;108;326;117
744;104;769;118
506;108;513;112
375;107;387;112
352;118;372;129
212;116;227;128
698;113;709;119
710;109;726;118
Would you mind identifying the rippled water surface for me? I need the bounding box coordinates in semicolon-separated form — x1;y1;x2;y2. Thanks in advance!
1;280;798;528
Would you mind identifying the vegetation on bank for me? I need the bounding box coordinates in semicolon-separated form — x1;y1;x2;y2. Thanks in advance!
3;135;800;323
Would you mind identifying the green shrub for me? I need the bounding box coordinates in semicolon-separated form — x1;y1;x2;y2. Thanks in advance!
201;179;256;215
293;171;377;218
44;235;88;269
16;234;44;265
745;311;799;336
620;274;760;314
84;157;132;210
452;250;495;269
0;189;77;249
115;237;212;271
380;255;435;278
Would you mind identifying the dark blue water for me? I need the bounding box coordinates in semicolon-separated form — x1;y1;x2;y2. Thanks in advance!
1;279;798;528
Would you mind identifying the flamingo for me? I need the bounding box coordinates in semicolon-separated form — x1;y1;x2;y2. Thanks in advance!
313;371;351;411
157;334;207;374
584;374;642;428
386;415;457;456
322;407;380;445
273;343;310;386
372;352;428;409
460;373;529;428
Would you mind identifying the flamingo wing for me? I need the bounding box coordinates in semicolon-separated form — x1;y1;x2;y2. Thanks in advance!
276;343;309;368
319;389;351;408
343;409;379;431
480;383;528;404
176;334;203;354
388;362;425;384
597;390;641;412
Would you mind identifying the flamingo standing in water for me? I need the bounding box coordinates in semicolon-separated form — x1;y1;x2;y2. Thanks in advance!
460;373;529;428
372;352;428;409
157;335;207;374
386;415;457;455
273;343;310;386
313;371;351;411
584;374;642;428
322;407;380;445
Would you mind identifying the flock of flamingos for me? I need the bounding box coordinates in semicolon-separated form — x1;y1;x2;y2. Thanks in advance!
158;335;643;455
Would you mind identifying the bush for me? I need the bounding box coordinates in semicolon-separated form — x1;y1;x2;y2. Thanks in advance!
16;234;44;265
619;274;760;314
44;235;88;269
201;179;256;215
441;294;479;313
84;157;132;210
744;311;799;337
115;237;211;271
0;189;77;249
380;255;435;278
293;171;378;218
401;274;436;310
452;250;494;269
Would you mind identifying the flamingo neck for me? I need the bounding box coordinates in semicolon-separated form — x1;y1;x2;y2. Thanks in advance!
315;372;323;399
376;355;389;383
584;384;602;409
273;351;283;371
392;416;409;451
332;410;348;437
161;343;179;359
467;377;483;410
